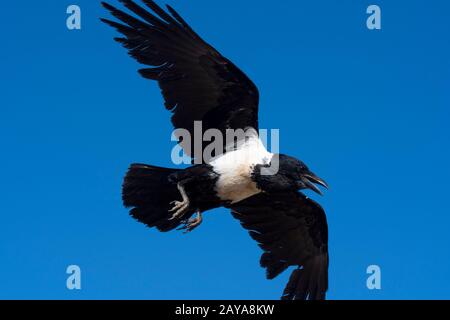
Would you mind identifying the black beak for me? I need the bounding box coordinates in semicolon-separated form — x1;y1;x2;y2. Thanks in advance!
302;172;329;196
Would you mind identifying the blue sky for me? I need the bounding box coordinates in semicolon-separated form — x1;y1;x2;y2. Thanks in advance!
1;0;449;299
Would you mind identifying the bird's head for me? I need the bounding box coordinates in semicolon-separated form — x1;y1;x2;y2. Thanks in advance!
276;154;329;195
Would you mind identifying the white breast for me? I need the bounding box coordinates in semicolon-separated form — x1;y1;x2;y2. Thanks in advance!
210;132;273;203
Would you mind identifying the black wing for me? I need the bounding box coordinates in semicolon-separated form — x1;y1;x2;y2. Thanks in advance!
230;192;329;300
101;0;259;158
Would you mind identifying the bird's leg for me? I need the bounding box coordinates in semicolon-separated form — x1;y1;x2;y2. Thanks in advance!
178;211;203;233
169;183;190;220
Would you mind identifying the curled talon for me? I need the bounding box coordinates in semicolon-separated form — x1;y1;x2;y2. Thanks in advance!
181;211;203;233
168;200;189;220
169;201;184;213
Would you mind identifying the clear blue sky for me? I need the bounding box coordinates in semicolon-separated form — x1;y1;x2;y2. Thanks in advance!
1;0;449;299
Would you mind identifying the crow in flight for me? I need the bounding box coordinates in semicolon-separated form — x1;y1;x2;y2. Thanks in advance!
102;0;329;300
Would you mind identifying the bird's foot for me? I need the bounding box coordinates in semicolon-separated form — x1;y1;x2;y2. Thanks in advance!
169;199;190;220
178;211;203;233
168;183;190;220
169;201;189;220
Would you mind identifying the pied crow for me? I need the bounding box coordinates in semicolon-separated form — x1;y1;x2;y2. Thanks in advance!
102;0;330;300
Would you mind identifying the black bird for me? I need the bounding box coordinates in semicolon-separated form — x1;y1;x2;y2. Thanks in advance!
102;0;329;300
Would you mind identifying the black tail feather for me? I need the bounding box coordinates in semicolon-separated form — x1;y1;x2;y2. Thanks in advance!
281;253;328;300
122;163;184;232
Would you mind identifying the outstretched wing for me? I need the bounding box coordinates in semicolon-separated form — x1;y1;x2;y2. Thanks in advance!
230;192;329;300
101;0;259;158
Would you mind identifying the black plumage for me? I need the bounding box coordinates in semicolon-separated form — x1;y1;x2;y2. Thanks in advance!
101;0;259;159
230;192;328;300
103;0;330;300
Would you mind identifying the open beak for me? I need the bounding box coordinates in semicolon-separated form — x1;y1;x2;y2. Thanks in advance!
302;172;329;196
